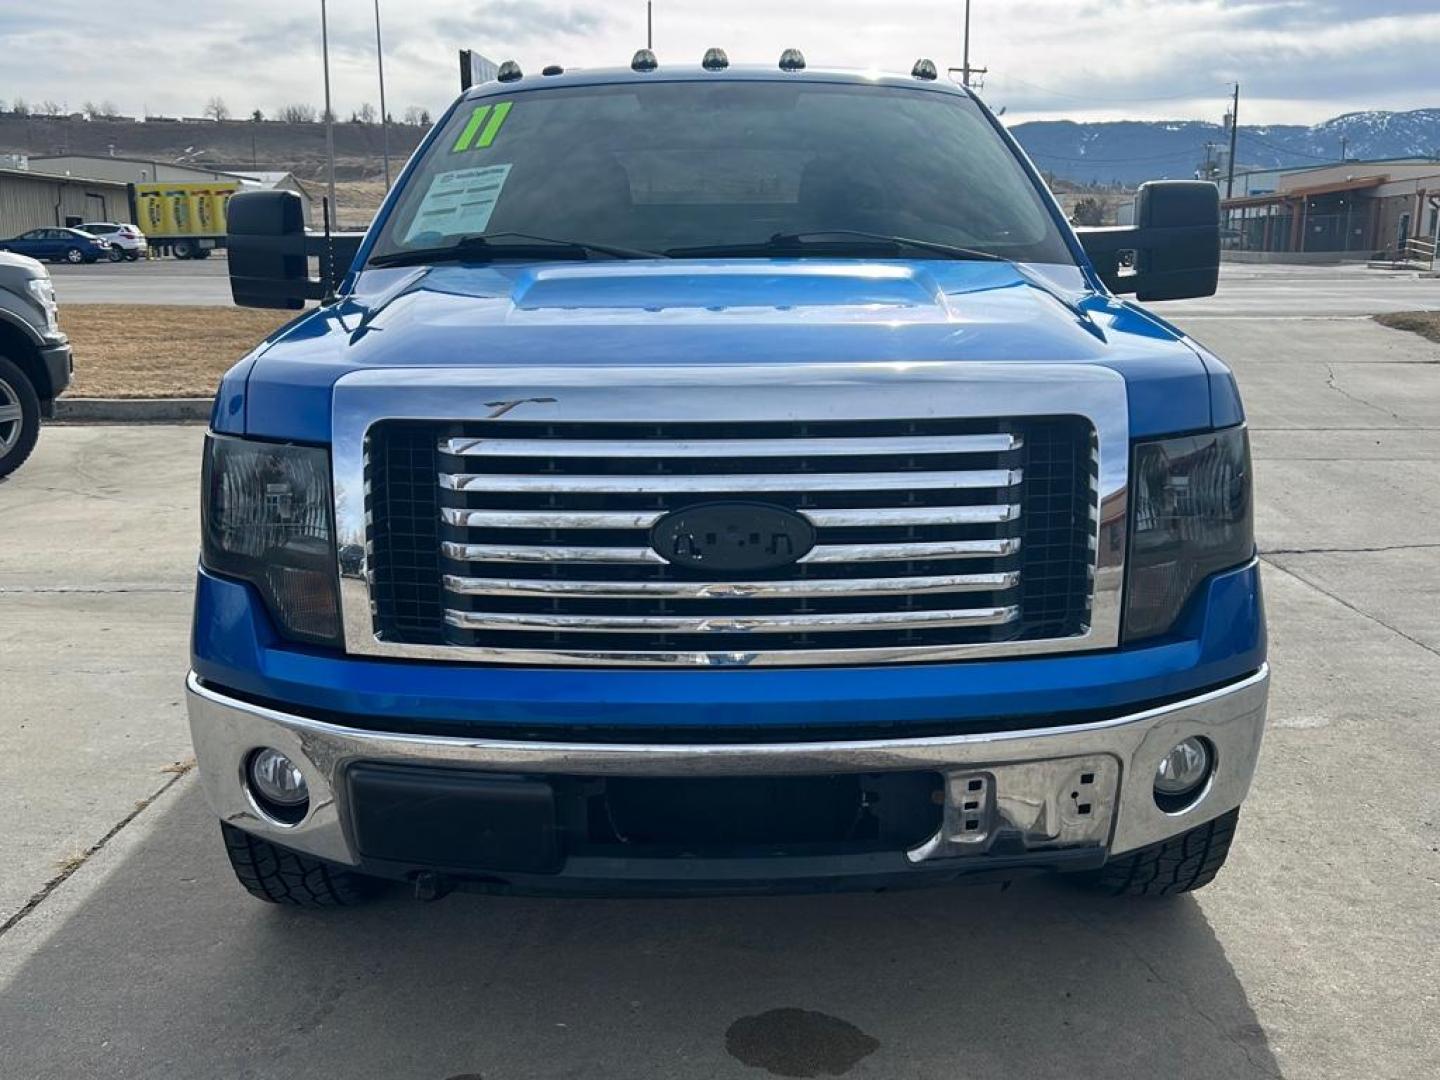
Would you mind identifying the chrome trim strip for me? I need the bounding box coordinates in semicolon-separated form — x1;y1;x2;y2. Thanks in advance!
442;507;667;530
441;542;665;565
331;363;1129;666
186;666;1269;866
799;538;1020;563
442;570;1021;599
439;468;1022;494
802;504;1021;527
442;537;1021;565
443;605;1020;635
441;432;1023;458
439;503;1023;531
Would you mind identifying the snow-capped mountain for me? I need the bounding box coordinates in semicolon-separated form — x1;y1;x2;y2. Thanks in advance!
1009;108;1440;186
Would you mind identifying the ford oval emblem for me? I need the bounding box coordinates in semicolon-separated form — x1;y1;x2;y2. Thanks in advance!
651;502;816;573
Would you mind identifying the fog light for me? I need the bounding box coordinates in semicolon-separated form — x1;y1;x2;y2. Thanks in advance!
1154;737;1212;800
247;748;310;819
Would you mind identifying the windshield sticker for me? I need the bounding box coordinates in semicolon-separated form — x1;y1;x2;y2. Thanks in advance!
452;101;513;153
403;164;513;242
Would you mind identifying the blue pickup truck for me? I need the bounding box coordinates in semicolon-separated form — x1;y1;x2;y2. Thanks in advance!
188;54;1266;907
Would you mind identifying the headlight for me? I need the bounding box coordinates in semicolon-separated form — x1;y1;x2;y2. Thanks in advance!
25;277;58;331
201;434;342;646
1124;425;1253;642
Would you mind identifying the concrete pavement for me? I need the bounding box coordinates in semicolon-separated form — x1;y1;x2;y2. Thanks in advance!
1;270;1438;1078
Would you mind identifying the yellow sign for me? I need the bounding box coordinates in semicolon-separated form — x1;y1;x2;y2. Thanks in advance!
132;181;240;237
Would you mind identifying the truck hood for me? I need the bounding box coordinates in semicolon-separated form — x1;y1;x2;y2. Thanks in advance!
229;259;1221;441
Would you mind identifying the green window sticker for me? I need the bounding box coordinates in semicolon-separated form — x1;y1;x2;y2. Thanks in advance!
452;101;513;153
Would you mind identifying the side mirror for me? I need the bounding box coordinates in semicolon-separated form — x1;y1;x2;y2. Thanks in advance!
227;190;365;310
1077;181;1220;301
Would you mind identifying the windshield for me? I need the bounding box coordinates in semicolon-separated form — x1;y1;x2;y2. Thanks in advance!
369;79;1074;266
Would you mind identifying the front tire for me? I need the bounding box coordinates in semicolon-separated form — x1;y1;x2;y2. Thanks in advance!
220;822;383;907
0;355;41;479
1081;809;1240;897
63;247;85;264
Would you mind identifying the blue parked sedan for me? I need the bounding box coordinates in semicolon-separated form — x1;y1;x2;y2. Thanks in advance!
0;227;110;264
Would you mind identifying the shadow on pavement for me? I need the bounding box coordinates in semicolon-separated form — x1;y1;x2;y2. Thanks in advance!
0;783;1280;1080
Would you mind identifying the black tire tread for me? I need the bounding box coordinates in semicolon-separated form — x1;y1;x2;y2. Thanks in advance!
1086;808;1240;897
0;353;41;479
221;822;379;907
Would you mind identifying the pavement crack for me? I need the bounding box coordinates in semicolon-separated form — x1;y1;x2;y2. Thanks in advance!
0;585;190;595
1323;363;1405;422
1262;543;1440;556
1261;556;1440;662
0;763;194;941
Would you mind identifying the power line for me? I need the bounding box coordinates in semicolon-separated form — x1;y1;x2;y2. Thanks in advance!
989;74;1231;105
1027;148;1207;165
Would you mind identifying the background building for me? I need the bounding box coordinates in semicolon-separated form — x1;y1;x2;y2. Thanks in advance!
1221;158;1440;259
0;166;130;236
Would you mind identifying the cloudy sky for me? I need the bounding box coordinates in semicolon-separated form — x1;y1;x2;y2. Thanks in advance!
2;0;1437;127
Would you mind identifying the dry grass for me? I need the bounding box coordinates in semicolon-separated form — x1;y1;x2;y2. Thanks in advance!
61;305;293;398
332;179;391;226
1375;310;1440;346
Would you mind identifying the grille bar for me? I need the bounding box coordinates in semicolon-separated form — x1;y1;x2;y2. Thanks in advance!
441;433;1022;458
443;571;1021;600
442;537;1021;565
800;538;1020;563
439;504;1023;530
445;606;1021;635
439;469;1022;494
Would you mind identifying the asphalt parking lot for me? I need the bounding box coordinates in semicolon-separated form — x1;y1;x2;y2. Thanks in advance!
1;264;1438;1079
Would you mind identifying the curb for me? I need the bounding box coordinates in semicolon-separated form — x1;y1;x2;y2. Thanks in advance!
54;398;213;423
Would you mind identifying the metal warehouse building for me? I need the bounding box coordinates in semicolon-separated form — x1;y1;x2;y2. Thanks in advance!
0;166;131;237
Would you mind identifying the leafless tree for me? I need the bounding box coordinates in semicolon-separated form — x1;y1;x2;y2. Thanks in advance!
356;102;377;125
277;103;317;124
38;100;63;117
10;98;27;116
204;96;230;121
1070;195;1113;228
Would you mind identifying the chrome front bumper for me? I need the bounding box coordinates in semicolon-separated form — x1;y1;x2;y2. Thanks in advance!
186;667;1269;873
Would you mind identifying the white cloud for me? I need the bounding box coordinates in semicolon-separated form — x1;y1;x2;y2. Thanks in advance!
1;1;1436;125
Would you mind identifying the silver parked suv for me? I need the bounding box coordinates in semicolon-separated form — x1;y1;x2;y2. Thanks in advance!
0;251;72;476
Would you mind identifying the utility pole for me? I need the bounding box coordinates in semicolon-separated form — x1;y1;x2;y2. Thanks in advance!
321;0;337;228
647;1;653;49
960;0;987;88
1339;135;1347;162
374;0;391;189
1226;82;1240;201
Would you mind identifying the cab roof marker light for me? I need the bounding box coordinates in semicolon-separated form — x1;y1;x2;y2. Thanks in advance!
779;48;806;72
702;47;730;71
912;58;939;81
632;48;658;72
542;64;564;76
496;60;523;83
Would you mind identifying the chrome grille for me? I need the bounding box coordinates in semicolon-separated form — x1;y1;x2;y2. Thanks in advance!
366;416;1097;666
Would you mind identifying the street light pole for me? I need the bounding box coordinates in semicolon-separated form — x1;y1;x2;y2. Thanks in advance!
962;0;972;86
374;0;391;190
321;0;337;228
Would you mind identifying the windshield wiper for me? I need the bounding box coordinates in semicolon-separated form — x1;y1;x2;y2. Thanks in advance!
370;232;668;268
668;230;1007;262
